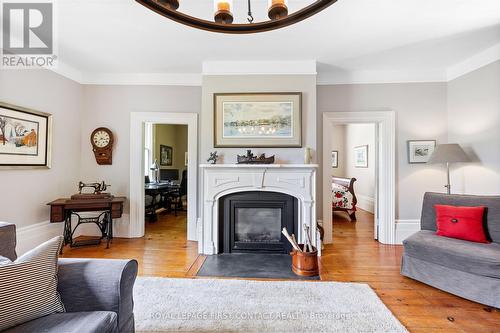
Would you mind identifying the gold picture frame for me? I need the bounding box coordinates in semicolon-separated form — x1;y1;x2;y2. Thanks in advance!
214;92;302;148
0;102;52;169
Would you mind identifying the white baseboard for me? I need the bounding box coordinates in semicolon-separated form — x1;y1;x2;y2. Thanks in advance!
395;219;420;244
15;214;132;255
356;194;375;214
16;221;64;255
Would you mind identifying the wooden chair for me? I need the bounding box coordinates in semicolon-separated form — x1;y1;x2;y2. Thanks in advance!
169;170;187;216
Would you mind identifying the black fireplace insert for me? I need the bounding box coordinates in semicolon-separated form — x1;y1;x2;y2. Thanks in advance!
219;191;298;254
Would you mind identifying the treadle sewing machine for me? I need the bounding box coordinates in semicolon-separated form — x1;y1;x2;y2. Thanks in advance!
47;181;126;252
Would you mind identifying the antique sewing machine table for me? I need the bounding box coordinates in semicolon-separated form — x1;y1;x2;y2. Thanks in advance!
47;196;126;251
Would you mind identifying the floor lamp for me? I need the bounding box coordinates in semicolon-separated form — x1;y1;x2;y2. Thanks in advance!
428;144;470;194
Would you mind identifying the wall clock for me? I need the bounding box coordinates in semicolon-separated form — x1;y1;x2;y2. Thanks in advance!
91;127;114;165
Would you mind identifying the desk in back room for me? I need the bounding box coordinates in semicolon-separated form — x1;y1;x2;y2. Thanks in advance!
145;182;180;221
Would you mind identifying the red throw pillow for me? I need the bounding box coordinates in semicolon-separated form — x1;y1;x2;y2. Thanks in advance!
435;205;489;243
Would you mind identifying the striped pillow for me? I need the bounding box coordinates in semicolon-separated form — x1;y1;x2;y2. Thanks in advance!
0;236;65;331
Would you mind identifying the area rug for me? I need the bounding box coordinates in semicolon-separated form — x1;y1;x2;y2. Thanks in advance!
134;277;408;333
197;253;320;280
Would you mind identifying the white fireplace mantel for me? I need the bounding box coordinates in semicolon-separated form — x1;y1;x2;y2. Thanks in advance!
199;164;318;255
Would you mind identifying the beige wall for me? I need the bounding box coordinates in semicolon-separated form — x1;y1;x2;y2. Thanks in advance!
317;83;448;220
0;69;83;228
330;125;346;177
343;123;376;213
154;124;188;174
447;59;500;194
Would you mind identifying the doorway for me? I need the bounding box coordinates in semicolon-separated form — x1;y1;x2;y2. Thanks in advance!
322;111;395;245
330;123;377;238
145;123;188;221
130;112;198;241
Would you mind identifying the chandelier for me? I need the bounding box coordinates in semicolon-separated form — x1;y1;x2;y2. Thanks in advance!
136;0;338;34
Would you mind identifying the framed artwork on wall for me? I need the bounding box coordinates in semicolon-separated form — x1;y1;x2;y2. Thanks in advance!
214;92;302;148
160;145;173;166
331;151;338;168
354;145;368;168
0;102;52;169
407;140;436;164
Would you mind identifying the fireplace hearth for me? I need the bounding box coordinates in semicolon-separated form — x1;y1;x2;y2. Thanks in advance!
219;191;298;254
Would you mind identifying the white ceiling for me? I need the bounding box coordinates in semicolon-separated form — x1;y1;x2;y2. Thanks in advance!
55;0;500;84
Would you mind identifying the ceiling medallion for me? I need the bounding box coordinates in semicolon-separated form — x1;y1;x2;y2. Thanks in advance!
136;0;338;34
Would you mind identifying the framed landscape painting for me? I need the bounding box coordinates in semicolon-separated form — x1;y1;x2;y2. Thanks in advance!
214;92;302;147
0;102;52;169
354;145;368;168
407;140;436;164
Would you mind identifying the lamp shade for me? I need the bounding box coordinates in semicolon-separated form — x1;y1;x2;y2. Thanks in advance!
428;144;470;164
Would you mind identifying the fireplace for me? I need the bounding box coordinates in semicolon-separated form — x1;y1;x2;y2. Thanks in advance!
200;164;317;255
219;191;298;254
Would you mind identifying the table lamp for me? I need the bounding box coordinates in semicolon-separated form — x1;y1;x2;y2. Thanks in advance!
428;143;470;194
150;159;159;183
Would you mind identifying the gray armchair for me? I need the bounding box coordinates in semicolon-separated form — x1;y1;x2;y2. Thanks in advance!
0;222;138;333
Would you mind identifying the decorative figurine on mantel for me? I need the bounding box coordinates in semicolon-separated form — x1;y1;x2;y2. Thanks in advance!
237;150;275;164
207;151;219;164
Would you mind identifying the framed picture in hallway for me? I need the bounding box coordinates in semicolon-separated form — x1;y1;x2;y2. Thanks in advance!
407;140;436;164
214;92;302;148
354;145;368;168
331;151;338;168
160;145;173;166
0;102;52;169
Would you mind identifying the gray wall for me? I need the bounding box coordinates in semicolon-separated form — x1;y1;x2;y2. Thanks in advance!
0;70;83;228
201;74;318;216
2;63;498;233
201;75;317;165
80;85;201;213
317;83;448;220
447;59;500;194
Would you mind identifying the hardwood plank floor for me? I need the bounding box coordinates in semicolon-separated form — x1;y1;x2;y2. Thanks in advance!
61;209;500;332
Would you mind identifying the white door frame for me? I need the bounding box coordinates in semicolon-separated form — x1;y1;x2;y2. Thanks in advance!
322;111;396;244
130;112;198;240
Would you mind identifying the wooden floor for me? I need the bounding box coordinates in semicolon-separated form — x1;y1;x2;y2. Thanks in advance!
61;210;500;333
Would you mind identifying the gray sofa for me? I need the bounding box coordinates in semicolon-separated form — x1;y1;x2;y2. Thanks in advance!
0;222;138;333
401;192;500;308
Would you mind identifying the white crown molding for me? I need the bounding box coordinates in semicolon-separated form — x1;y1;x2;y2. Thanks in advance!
47;44;499;86
47;60;83;83
80;72;202;86
202;60;317;76
447;43;500;81
317;69;447;85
